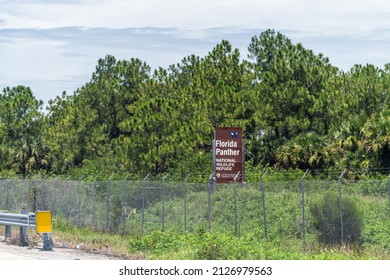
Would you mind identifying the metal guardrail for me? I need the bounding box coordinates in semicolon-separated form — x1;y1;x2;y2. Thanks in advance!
0;212;36;229
0;210;53;250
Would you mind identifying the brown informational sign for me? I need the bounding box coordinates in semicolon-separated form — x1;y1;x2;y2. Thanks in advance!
213;127;244;183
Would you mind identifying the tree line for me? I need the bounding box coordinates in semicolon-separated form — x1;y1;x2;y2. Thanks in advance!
1;29;389;179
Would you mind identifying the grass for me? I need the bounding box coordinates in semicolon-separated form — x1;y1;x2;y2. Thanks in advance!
47;223;390;260
3;222;387;260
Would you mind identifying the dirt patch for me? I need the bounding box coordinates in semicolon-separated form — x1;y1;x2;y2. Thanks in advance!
0;228;143;260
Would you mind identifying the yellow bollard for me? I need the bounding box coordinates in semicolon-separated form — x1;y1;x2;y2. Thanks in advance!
36;211;53;250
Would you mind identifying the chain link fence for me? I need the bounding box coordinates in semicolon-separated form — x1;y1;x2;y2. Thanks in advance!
1;175;390;246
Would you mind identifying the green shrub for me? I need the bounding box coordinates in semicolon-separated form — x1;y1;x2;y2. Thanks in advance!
310;191;363;245
128;230;182;253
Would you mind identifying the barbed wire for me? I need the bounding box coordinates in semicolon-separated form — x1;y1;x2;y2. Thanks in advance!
0;166;389;183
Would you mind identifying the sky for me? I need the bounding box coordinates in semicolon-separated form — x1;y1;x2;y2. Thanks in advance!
1;0;390;106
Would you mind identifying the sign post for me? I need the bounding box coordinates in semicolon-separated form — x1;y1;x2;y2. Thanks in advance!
36;210;53;250
213;127;245;184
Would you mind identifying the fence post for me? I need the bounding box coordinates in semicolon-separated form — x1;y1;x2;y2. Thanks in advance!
338;169;346;244
301;169;309;249
121;175;129;232
91;175;98;228
24;175;29;210
41;175;48;210
77;176;84;228
207;173;215;232
234;172;240;235
5;179;9;211
65;176;71;220
183;173;191;232
162;174;169;231
261;170;268;239
106;174;114;231
142;173;150;232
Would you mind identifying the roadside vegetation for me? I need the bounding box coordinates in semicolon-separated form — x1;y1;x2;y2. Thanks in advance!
1;29;390;181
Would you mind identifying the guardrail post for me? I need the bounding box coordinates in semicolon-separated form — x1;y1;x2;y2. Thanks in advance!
19;208;28;246
5;224;11;240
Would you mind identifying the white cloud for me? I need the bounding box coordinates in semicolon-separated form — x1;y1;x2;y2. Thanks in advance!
1;0;390;32
1;0;390;105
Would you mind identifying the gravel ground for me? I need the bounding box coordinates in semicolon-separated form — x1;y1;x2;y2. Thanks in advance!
0;237;122;260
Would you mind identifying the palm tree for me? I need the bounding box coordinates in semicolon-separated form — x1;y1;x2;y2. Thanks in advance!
274;132;337;170
11;136;48;177
361;107;390;169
